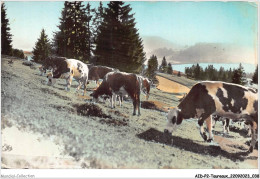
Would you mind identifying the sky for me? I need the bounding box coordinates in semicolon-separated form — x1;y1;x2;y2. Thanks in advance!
4;1;258;64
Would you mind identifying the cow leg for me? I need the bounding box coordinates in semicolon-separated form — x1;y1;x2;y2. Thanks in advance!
137;95;141;116
65;75;73;91
111;95;114;108
198;113;211;141
212;119;216;129
249;121;257;153
82;78;88;96
76;81;82;93
111;94;116;108
222;120;226;133
226;118;230;134
132;97;137;116
118;95;122;107
247;125;252;137
113;94;117;108
205;116;213;142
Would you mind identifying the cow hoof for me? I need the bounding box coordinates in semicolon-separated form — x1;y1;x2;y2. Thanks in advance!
200;132;207;141
207;138;213;143
132;113;136;116
248;146;254;153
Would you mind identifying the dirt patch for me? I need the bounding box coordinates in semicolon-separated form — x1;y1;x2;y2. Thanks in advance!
99;118;128;127
40;88;71;101
74;103;110;118
141;101;168;112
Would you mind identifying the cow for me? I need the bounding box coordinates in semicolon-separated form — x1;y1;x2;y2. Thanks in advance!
164;81;258;153
212;115;230;134
44;57;89;95
39;66;45;76
110;75;151;107
90;71;141;115
137;75;151;101
88;65;119;87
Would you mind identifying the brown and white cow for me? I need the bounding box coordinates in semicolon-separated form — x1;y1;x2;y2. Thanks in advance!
116;75;151;107
90;71;141;115
164;81;258;153
137;75;151;100
88;65;119;86
44;57;89;95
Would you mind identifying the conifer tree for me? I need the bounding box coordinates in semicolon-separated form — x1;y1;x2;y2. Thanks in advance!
252;66;258;84
146;55;158;82
92;2;104;45
159;56;167;73
232;63;246;85
95;1;145;73
1;3;12;55
32;29;51;64
167;62;173;74
53;1;92;62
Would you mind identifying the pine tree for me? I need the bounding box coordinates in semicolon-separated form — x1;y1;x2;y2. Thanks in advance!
252;66;258;84
53;1;92;62
1;3;12;55
146;55;158;82
95;1;145;73
159;56;167;73
32;29;51;64
167;62;173;74
92;2;104;45
232;63;246;85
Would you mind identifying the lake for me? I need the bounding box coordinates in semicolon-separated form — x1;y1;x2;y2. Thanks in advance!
172;63;257;74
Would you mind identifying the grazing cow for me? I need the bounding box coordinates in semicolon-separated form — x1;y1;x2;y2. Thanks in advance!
44;57;89;95
137;75;151;100
164;81;258;153
116;76;151;107
212;115;230;134
88;65;118;86
39;66;46;76
91;71;141;115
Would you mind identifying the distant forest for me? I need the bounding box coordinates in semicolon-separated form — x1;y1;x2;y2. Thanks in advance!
184;63;258;85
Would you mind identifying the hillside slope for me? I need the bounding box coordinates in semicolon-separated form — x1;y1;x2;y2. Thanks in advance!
1;56;258;169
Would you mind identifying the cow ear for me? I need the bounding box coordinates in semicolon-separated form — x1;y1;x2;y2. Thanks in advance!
176;110;183;125
172;116;177;124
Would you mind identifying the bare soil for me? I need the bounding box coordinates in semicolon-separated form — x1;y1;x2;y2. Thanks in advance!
1;56;258;169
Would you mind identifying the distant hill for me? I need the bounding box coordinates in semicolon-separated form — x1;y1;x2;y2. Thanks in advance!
142;36;257;65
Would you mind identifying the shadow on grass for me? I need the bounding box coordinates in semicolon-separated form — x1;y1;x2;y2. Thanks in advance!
137;128;251;162
229;126;250;138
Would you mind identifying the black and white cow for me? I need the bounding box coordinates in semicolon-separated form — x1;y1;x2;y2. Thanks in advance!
212;115;230;134
44;57;89;95
164;81;258;153
90;71;141;115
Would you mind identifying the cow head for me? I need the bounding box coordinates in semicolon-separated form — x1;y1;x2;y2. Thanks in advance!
164;108;183;135
143;78;151;100
90;91;99;103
